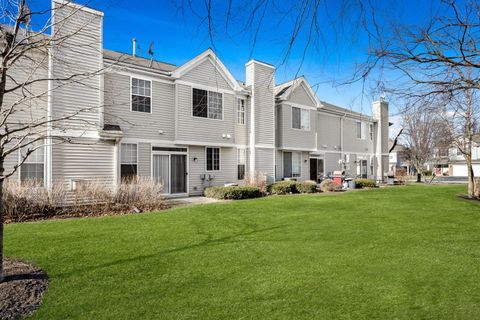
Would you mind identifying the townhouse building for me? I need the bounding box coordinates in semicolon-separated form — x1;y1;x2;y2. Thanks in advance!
4;0;390;196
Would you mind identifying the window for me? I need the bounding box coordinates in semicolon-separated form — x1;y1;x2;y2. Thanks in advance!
292;107;310;130
283;151;301;178
121;143;137;180
237;149;246;180
192;88;223;120
20;140;44;184
369;124;374;140
206;147;220;171
356;121;366;139
237;99;246;125
131;78;151;113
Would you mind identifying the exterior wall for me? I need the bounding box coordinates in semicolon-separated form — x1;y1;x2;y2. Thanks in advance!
175;84;236;144
138;143;151;177
104;71;176;141
188;146;237;195
342;119;374;153
51;1;103;130
181;59;231;90
277;103;316;150
52;139;116;189
255;148;275;183
373;101;389;181
316;112;341;152
234;97;250;146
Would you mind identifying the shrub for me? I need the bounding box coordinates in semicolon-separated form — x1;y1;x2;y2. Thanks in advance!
423;170;433;176
244;171;267;193
319;179;337;192
270;181;298;195
354;178;377;188
296;181;317;194
204;186;263;200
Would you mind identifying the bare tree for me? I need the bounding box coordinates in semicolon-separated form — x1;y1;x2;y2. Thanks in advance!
0;0;109;281
360;0;480;197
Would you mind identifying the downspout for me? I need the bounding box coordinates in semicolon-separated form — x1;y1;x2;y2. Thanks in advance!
340;112;347;170
45;19;55;192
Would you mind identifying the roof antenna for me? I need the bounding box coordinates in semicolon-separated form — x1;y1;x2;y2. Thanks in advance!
148;41;155;67
132;38;137;57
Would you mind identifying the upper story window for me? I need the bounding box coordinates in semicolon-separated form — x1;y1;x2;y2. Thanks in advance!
356;121;366;139
192;88;223;120
237;99;246;125
20;140;45;185
292;107;310;130
206;147;220;171
120;143;137;181
131;78;151;113
369;124;374;140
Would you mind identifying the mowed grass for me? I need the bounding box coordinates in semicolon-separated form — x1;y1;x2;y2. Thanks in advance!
4;185;480;319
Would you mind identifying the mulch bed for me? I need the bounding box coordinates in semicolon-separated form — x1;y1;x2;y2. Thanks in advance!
0;259;48;320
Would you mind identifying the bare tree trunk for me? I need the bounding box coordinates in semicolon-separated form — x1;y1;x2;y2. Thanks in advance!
0;161;4;283
466;155;475;198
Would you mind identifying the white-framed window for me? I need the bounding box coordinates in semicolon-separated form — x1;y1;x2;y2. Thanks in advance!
237;98;246;125
237;148;246;180
356;121;366;139
120;143;137;180
283;151;301;178
369;124;374;140
206;147;220;171
20;140;45;184
192;88;223;120
292;107;310;130
131;78;152;113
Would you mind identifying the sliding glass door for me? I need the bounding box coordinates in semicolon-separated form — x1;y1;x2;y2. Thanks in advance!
152;153;187;194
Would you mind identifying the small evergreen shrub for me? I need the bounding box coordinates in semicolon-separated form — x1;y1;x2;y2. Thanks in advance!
354;178;377;188
297;181;317;193
319;179;337;192
270;181;298;195
204;186;263;200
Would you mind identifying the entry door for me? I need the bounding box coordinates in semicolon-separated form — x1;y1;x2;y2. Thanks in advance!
152;154;170;194
310;159;318;181
171;154;187;194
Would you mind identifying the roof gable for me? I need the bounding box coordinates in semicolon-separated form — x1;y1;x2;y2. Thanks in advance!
275;77;320;108
172;49;242;91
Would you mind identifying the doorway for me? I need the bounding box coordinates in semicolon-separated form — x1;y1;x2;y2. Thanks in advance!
309;158;324;183
152;153;187;194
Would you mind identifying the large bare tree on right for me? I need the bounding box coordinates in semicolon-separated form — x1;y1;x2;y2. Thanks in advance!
365;0;480;197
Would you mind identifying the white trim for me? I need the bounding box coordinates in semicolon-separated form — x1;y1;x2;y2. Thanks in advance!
205;146;221;172
106;65;173;82
174;140;236;148
290;106;311;131
286;101;317;111
151;148;189;195
278;146;317;152
236;147;247;180
52;0;104;16
245;59;275;69
111;68;173;84
276;77;320;108
255;144;275;149
172;49;241;91
236;98;246;125
51;129;100;139
130;76;153;114
177;80;235;95
281;150;302;178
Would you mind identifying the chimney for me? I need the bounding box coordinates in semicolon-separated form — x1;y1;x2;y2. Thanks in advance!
245;59;276;183
372;100;389;182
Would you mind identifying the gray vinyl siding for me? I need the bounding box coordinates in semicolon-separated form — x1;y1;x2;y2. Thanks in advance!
176;84;236;144
343;119;374;153
289;82;316;107
251;64;275;146
138;143;151;177
317;113;341;151
103;72;176;140
325;153;342;175
51;3;102;129
181;59;232;90
188;146;237;195
52;139;115;189
278;103;316;150
255;148;275;183
300;151;310;181
234;98;249;146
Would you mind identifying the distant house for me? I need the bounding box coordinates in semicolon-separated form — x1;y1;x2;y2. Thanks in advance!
388;141;410;175
447;136;480;176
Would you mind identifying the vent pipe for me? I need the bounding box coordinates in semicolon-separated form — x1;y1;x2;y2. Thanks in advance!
132;38;137;57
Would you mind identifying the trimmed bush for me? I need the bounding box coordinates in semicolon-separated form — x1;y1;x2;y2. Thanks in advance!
319;179;337;192
297;181;317;194
423;170;433;177
204;186;263;200
354;178;377;188
270;181;298;195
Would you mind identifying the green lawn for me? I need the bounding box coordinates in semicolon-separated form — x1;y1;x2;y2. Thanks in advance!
5;185;480;319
